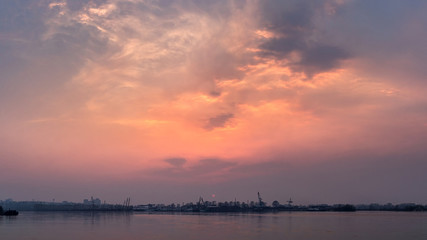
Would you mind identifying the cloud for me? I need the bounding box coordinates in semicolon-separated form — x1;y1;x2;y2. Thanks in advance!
1;0;427;204
316;0;427;86
297;45;349;75
164;157;186;168
190;158;237;174
205;113;234;130
256;0;350;77
143;158;238;183
131;149;427;203
65;0;107;12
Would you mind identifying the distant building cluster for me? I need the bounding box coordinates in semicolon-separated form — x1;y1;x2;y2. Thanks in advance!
83;197;102;206
1;195;426;213
0;197;131;212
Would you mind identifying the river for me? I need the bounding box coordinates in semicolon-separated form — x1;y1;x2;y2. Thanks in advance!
0;211;426;239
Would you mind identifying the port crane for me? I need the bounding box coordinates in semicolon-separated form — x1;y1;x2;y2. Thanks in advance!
287;198;293;206
257;192;266;207
198;196;205;206
123;197;131;208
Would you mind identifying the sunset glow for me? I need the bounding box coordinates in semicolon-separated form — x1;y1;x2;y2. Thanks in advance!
1;0;427;205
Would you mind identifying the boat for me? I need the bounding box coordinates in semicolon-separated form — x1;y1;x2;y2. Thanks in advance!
0;206;19;216
3;210;19;216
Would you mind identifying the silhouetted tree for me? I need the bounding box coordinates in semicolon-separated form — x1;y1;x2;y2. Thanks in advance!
272;201;280;208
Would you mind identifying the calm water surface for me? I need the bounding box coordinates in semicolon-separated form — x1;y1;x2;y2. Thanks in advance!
0;211;426;239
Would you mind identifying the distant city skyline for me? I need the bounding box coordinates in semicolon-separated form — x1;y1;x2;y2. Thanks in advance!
1;0;427;205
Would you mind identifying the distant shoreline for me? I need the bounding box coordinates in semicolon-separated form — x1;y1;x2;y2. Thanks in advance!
1;200;425;213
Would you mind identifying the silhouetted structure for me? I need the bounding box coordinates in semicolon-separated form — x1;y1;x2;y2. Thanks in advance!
0;197;132;212
2;195;426;213
0;206;19;216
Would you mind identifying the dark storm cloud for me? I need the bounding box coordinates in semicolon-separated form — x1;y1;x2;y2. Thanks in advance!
258;0;350;76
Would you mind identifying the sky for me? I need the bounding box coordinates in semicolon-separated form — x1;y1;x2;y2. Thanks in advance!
1;0;427;205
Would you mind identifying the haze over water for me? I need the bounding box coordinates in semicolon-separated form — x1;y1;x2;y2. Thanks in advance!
1;211;426;240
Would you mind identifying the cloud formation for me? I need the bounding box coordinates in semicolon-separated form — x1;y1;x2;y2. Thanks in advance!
257;0;350;76
1;0;427;203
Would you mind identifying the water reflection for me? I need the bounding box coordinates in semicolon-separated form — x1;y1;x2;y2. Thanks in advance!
26;211;132;227
0;211;426;240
